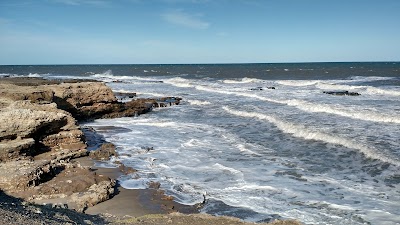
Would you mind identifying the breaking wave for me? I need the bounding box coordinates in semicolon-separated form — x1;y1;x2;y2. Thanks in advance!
316;83;400;97
223;77;262;84
187;99;211;106
222;106;400;166
195;85;400;124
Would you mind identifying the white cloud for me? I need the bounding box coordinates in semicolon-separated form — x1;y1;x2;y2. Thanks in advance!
162;10;210;29
49;0;110;6
161;0;210;3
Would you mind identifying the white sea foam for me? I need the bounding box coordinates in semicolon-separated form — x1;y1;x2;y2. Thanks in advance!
223;184;278;192
164;77;194;88
120;178;149;189
187;99;211;105
222;106;400;166
235;144;262;156
213;163;243;175
91;70;161;83
276;80;319;87
284;99;400;124
182;139;203;147
195;85;280;103
130;121;178;128
27;73;43;77
222;77;262;84
316;83;400;96
0;73;17;77
92;69;114;77
195;85;400;124
135;92;165;97
2;73;51;78
348;76;396;82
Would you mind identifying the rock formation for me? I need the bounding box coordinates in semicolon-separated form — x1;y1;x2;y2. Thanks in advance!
89;142;117;160
0;77;181;213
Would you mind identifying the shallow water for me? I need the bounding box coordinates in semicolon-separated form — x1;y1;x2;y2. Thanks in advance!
2;63;400;224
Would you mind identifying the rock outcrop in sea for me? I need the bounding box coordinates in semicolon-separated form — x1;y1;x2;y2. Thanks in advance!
0;77;181;212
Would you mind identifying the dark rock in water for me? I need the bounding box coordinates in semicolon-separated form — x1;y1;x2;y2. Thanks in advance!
250;86;275;91
148;181;161;189
155;97;182;107
114;92;137;100
89;143;117;160
323;91;360;96
250;87;263;91
119;164;137;175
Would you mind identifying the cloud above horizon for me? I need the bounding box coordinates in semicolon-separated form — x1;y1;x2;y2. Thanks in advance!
162;10;210;29
49;0;110;6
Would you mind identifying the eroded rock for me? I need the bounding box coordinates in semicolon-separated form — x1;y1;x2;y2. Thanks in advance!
0;77;180;213
0;138;35;162
89;143;117;160
70;179;116;212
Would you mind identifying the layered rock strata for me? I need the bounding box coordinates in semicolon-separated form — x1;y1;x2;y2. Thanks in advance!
0;77;181;213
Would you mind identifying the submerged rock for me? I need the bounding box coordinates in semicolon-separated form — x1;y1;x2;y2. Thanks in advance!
323;91;360;96
114;92;137;100
250;87;263;91
249;87;275;91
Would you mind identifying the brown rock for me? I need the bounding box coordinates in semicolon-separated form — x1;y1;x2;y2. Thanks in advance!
33;165;110;196
70;179;116;212
148;181;161;189
0;83;54;104
0;160;62;192
0;108;68;141
0;77;181;213
48;82;119;120
0;138;35;162
89;143;117;160
119;164;137;175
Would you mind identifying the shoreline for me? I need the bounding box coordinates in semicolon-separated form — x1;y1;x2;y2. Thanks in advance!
0;77;301;225
75;156;199;218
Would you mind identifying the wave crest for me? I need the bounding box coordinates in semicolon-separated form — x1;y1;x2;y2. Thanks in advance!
222;106;400;166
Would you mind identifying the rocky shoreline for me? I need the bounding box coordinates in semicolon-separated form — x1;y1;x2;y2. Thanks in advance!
0;77;300;225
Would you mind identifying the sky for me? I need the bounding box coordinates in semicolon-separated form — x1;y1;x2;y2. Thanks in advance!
0;0;399;65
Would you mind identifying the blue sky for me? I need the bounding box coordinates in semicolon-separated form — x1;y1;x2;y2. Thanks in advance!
0;0;399;64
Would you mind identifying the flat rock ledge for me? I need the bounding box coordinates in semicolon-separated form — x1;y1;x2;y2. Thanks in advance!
0;77;181;213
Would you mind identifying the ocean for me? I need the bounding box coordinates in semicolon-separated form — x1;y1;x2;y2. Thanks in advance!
1;62;400;224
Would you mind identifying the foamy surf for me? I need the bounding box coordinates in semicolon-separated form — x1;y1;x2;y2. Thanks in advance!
7;63;398;225
187;99;211;105
316;83;400;96
195;85;400;124
284;99;400;124
222;106;400;166
223;77;262;84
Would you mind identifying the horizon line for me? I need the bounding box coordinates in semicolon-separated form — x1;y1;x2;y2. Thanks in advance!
1;60;399;66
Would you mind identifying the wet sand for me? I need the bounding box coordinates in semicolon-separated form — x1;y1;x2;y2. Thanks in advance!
75;157;198;218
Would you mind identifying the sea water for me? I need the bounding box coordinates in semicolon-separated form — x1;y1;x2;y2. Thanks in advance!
1;63;400;224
